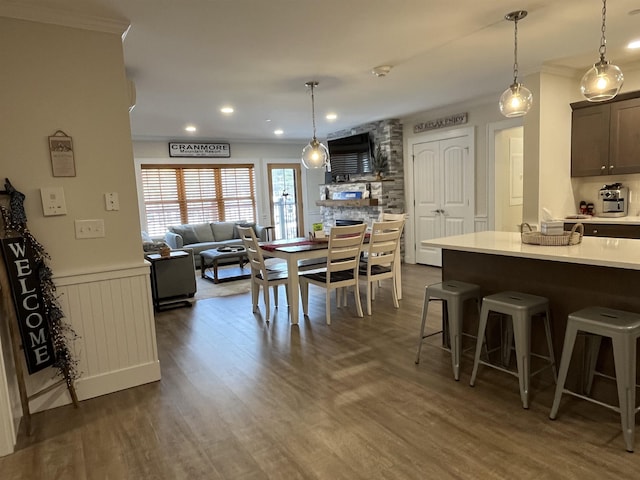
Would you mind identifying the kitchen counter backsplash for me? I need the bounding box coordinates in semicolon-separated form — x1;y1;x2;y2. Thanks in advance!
571;173;640;217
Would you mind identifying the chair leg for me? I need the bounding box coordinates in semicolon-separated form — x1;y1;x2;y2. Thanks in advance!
284;284;289;306
325;287;332;325
273;284;279;306
263;281;271;321
612;334;636;453
391;277;399;309
353;282;363;318
251;278;259;313
415;287;430;364
470;303;490;387
550;324;578;420
366;280;373;316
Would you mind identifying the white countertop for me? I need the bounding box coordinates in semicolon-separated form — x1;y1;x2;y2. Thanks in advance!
422;231;640;271
563;215;640;225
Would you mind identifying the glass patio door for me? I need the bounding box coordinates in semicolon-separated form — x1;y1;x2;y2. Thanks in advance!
267;164;304;240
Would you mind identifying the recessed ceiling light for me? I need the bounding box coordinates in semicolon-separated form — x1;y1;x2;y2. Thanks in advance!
274;129;284;135
220;106;234;114
627;39;640;49
326;113;338;121
185;125;197;132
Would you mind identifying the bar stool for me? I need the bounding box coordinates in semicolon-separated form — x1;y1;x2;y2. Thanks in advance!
470;291;557;409
415;280;482;381
549;306;640;453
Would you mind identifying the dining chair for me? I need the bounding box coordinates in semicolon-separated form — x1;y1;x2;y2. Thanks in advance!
237;226;289;321
299;223;367;325
359;219;405;315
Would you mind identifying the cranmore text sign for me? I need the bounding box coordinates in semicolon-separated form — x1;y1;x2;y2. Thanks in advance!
413;113;468;134
169;142;231;158
0;237;56;374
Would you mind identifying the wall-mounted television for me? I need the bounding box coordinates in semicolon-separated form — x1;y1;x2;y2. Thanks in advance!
327;133;373;178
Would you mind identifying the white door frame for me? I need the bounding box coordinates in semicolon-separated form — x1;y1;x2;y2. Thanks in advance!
487;118;523;231
405;126;474;264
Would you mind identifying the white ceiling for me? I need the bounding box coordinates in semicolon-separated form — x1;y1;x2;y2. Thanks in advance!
4;0;640;142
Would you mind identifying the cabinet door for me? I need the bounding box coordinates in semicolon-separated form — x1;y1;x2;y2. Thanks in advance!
610;97;640;175
571;104;610;177
564;222;640;239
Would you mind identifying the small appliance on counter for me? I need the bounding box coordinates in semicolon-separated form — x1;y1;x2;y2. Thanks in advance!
598;183;628;217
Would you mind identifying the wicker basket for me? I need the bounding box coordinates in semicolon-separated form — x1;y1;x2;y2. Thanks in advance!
520;222;584;246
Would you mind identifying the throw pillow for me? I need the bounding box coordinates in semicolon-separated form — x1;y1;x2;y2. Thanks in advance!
211;222;236;241
191;222;215;242
169;225;198;245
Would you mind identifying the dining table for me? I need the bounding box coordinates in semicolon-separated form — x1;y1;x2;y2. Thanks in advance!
261;236;402;325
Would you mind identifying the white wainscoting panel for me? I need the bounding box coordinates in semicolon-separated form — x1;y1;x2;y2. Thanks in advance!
26;263;160;413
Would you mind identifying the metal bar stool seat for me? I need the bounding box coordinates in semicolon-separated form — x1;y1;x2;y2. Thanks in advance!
549;306;640;452
470;291;557;409
415;280;482;381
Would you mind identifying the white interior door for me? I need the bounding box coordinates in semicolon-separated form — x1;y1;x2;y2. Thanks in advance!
413;133;474;267
413;141;441;265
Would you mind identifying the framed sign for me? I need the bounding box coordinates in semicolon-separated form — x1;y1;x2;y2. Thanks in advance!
49;130;76;177
169;142;231;158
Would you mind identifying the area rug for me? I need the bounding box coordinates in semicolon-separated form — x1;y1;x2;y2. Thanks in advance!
194;275;252;300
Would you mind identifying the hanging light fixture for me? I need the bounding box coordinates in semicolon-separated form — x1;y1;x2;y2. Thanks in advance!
580;0;624;102
499;10;533;118
301;81;330;170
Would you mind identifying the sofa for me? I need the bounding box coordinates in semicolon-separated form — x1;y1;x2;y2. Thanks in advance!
164;221;268;267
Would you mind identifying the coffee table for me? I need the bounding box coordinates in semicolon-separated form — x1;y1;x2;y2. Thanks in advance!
200;246;249;284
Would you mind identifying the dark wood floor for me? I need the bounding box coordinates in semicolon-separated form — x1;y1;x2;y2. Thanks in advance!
1;264;637;479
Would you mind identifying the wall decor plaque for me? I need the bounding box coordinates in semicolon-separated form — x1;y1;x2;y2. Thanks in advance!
169;142;231;158
48;130;76;177
413;112;468;134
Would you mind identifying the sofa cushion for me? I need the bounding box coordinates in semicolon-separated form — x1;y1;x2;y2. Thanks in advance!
211;222;236;241
169;224;199;244
191;222;215;242
233;221;257;239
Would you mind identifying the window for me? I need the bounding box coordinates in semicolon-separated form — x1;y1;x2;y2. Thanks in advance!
141;164;256;236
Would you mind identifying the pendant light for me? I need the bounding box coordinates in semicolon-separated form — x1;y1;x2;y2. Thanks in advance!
499;10;533;118
301;81;330;170
580;0;623;102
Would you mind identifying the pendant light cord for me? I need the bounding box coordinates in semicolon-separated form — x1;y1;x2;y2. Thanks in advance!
512;16;519;84
599;0;607;62
309;83;318;140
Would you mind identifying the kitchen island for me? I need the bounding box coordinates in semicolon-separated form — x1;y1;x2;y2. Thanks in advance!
422;231;640;396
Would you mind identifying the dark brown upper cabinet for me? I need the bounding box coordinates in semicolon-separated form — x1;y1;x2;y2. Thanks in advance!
571;92;640;177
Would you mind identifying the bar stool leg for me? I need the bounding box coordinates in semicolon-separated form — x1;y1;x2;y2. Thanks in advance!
583;334;602;395
447;299;462;381
415;287;431;364
543;308;558;382
550;323;579;420
512;312;532;409
470;302;490;387
612;334;636;453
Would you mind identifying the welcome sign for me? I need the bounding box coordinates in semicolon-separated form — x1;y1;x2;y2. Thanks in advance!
1;237;55;374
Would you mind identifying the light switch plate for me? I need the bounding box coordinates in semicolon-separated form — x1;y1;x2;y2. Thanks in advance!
75;219;105;239
40;187;67;216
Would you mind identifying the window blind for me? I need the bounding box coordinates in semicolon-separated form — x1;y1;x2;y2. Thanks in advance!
141;164;256;236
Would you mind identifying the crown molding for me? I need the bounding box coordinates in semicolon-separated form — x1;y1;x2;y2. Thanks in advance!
0;2;130;37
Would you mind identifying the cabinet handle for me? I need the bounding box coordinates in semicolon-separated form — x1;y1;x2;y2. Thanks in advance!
593;229;598;234
609;165;614;170
601;165;606;170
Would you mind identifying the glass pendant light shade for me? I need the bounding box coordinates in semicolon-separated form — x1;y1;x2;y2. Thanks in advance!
499;82;533;117
499;11;532;118
301;81;330;170
301;138;330;169
580;0;623;102
580;60;624;102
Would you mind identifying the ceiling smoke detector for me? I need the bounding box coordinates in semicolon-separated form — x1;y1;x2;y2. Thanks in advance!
372;65;392;77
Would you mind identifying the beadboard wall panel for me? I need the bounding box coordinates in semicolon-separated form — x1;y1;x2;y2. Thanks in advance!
26;264;160;413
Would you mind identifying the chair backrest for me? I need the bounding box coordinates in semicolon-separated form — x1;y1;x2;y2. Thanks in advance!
379;212;406;222
366;219;405;268
237;226;268;279
326;223;367;275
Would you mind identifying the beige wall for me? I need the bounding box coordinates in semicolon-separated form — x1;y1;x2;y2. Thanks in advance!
1;18;141;274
